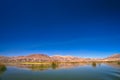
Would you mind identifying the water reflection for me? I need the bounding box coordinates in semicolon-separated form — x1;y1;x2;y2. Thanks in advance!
1;63;120;80
91;62;102;68
105;63;120;69
29;63;59;71
7;63;87;71
6;62;120;71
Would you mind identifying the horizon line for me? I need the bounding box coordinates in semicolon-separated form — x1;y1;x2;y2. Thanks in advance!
0;53;119;59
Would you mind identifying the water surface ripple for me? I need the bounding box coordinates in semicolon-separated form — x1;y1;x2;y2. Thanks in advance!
0;63;120;80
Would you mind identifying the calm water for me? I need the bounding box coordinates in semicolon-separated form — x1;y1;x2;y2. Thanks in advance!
0;63;120;80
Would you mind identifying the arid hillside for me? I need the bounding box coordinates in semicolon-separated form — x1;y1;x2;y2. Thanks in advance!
0;54;120;63
103;54;120;61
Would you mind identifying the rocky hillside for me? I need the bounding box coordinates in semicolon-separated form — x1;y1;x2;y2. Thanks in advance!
0;54;53;63
0;53;120;63
104;54;120;61
51;55;86;62
107;54;120;58
0;56;10;62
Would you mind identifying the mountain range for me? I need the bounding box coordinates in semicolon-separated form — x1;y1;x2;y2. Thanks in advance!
0;54;120;63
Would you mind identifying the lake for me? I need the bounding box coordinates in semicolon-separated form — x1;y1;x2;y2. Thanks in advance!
0;63;120;80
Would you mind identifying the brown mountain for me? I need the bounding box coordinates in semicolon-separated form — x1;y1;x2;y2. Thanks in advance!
0;54;52;63
104;54;120;61
0;56;10;62
51;55;86;62
0;53;120;63
107;54;120;58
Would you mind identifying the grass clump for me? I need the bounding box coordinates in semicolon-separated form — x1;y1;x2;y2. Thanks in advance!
92;62;96;67
0;63;7;74
51;62;58;69
117;61;120;65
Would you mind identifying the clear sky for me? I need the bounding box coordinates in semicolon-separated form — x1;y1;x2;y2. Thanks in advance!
0;0;120;58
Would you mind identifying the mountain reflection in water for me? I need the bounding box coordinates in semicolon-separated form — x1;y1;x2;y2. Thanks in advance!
7;63;88;71
0;63;120;80
6;62;120;71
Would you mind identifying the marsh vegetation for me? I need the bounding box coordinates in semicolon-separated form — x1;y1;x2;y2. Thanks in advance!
0;63;7;75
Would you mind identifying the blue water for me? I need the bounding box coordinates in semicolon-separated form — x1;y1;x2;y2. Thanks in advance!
0;63;120;80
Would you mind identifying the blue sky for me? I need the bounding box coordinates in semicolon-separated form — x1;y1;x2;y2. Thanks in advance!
0;0;120;58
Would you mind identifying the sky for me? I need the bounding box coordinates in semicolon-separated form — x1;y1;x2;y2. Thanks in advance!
0;0;120;58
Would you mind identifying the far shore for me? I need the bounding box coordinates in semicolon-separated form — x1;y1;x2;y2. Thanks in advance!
2;61;120;65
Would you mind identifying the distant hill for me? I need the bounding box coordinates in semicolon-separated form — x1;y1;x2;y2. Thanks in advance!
0;54;52;63
104;54;120;61
107;54;120;58
0;53;120;63
0;56;10;62
51;55;86;62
